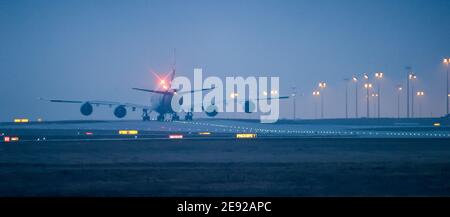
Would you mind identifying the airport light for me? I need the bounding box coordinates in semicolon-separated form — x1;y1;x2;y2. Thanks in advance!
313;90;320;119
119;130;139;135
397;85;403;118
230;92;239;99
3;136;19;143
409;73;417;117
443;58;450;115
344;79;350;119
364;83;373;118
371;93;379;118
416;91;425;117
405;66;416;118
352;75;359;118
169;134;183;139
318;81;327;118
363;73;369;80
11;137;19;142
374;72;383;118
236;133;257;139
291;87;297;120
14;118;29;123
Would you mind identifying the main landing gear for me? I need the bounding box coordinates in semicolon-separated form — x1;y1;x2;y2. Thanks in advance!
154;112;193;122
185;112;193;121
142;109;150;121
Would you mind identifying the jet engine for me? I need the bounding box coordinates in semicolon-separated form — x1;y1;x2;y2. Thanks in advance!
204;104;218;117
80;102;93;116
114;105;127;118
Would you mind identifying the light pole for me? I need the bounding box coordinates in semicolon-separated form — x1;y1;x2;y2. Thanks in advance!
291;87;297;120
318;81;327;119
409;73;417;117
406;66;412;118
374;72;383;118
371;93;378;117
444;58;449;116
352;76;358;118
344;78;350;119
364;83;372;118
397;85;403;118
416;91;425;117
313;90;320;119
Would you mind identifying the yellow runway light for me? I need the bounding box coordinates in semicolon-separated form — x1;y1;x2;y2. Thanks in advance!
433;123;441;127
198;132;211;135
118;130;139;135
14;119;29;123
127;130;138;135
236;133;257;139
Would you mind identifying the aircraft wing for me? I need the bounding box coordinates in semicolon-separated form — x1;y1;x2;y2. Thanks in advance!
132;87;215;95
187;95;290;112
254;96;290;101
175;87;215;95
39;98;152;110
131;88;171;95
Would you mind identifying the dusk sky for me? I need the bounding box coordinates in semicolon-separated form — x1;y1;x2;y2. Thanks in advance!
1;0;449;121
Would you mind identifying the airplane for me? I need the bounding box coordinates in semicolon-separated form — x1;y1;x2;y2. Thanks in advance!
41;66;290;122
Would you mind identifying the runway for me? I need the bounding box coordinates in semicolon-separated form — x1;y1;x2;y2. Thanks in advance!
1;119;450;196
1;118;450;143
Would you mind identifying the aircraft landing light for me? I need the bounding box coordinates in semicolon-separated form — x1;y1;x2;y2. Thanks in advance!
119;130;139;135
14;118;29;123
169;134;183;139
236;133;257;139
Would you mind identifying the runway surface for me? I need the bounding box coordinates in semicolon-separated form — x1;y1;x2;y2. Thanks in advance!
1;119;450;196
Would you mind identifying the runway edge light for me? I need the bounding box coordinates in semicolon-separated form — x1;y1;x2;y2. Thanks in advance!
433;123;441;127
236;133;257;139
169;134;183;139
118;130;139;135
14;118;29;123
